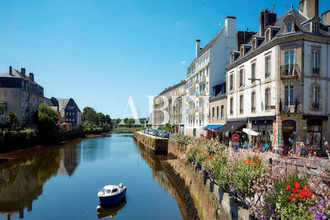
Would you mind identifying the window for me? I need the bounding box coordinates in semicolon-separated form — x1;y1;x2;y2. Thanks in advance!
312;50;319;74
285;85;294;106
265;29;270;42
312;22;318;34
212;107;215;120
240;47;244;57
265;56;271;78
230;74;234;90
265;88;271;110
251;92;256;112
239;95;244;114
216;106;219;120
312;85;319;109
284;50;295;75
221;105;224;119
287;21;292;32
230;98;233;114
251;63;256;83
239;69;244;87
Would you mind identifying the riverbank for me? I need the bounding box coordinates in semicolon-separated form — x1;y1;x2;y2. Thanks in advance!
133;132;253;220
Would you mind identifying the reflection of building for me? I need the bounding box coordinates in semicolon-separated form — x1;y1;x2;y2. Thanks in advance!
46;97;82;130
185;17;236;138
226;0;330;152
0;66;45;125
57;143;81;176
152;80;186;133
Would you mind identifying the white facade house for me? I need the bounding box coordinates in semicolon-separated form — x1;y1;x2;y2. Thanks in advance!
226;0;330;152
185;16;236;138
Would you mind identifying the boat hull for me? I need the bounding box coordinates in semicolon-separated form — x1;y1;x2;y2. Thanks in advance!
99;188;127;205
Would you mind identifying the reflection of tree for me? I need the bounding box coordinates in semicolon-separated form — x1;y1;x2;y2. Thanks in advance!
0;143;81;219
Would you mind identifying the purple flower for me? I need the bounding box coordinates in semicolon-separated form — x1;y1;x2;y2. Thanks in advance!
318;199;324;207
310;206;316;212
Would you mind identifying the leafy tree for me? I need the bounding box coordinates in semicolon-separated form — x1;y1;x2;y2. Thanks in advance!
97;112;106;126
6;111;20;129
105;115;112;129
82;107;98;125
36;103;59;132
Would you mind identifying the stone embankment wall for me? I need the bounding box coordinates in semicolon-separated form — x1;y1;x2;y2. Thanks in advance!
163;159;252;220
133;132;168;155
168;139;187;159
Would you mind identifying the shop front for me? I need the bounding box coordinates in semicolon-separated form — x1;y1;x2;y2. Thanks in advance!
282;120;296;150
303;115;328;152
203;124;223;140
249;116;275;145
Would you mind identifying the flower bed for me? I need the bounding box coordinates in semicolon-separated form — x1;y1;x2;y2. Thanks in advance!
186;139;330;219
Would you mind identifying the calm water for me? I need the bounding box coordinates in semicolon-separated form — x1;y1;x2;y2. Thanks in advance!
0;133;184;220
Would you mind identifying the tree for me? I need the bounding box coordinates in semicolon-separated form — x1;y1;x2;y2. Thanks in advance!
6;111;19;129
36;103;59;132
105;114;112;129
97;112;106;126
82;107;98;125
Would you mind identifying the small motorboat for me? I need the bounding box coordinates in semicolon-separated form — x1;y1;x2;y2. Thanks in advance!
98;183;127;205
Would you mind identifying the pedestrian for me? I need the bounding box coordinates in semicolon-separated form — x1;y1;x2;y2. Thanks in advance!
323;138;329;152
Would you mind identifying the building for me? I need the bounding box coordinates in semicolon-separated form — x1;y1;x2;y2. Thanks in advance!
207;82;227;140
226;0;330;152
0;66;45;125
47;97;82;130
185;16;236;137
152;80;186;133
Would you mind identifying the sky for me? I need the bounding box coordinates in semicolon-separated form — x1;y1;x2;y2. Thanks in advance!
0;0;329;119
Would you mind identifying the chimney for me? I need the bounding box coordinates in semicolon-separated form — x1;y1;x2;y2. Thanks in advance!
196;39;201;58
259;9;277;36
322;10;330;25
29;73;34;82
21;68;26;76
236;31;256;51
299;0;319;19
9;66;12;75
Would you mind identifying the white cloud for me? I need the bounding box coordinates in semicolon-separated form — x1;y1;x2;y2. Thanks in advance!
180;60;187;65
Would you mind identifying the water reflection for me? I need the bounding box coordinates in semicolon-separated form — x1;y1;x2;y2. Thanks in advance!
0;143;81;219
96;198;127;219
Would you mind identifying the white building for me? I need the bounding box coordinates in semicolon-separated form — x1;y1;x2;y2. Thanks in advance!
185;16;236;138
226;0;330;152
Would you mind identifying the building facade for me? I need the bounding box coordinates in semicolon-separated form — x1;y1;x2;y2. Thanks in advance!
0;66;45;125
47;97;82;130
185;16;236;137
226;0;330;152
152;80;186;133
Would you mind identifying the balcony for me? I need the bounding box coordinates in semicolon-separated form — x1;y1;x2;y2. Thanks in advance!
196;90;206;97
196;106;204;112
196;75;206;83
280;64;300;79
186;109;195;115
312;102;319;110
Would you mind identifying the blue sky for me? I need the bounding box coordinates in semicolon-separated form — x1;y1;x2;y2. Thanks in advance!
0;0;329;119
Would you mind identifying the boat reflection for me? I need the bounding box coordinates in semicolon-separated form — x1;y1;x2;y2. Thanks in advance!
0;143;81;219
96;198;127;219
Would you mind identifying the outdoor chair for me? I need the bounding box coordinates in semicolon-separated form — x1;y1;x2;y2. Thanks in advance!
260;143;269;152
242;141;248;148
249;142;254;148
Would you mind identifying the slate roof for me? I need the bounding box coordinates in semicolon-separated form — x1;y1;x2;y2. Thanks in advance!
158;80;186;96
0;68;39;86
188;27;225;68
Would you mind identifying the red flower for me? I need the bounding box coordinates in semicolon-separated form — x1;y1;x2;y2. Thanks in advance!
248;159;252;165
307;192;313;198
292;188;298;193
286;185;291;190
293;181;300;189
245;159;249;164
298;189;307;199
289;194;297;201
256;158;261;162
254;163;257;167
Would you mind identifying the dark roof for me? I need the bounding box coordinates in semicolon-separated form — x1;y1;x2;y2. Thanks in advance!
218;121;247;132
188;27;225;68
0;68;39;86
157;80;186;96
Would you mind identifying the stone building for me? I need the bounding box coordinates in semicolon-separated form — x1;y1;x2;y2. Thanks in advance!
185;16;236;138
152;80;186;133
226;0;330;152
0;66;45;125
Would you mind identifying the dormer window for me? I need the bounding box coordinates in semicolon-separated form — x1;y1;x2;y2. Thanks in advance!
312;22;318;34
231;53;234;63
287;21;292;32
265;29;271;42
240;47;244;57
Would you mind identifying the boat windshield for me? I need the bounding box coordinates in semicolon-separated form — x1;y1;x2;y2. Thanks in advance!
112;188;118;193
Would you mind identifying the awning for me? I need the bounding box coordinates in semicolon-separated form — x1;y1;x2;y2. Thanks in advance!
243;128;259;136
218;121;246;132
203;124;223;130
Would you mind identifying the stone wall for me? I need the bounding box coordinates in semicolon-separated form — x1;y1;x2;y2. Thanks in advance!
168;139;187;159
133;132;168;155
163;159;253;220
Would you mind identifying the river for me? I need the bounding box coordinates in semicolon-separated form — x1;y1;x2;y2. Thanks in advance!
0;133;185;220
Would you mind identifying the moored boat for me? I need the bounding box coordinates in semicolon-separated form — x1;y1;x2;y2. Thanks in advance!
97;183;127;205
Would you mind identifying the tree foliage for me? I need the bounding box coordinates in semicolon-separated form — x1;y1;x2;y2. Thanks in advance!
6;111;20;129
36;103;59;132
82;107;98;125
